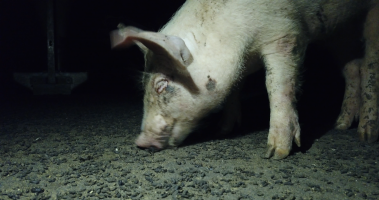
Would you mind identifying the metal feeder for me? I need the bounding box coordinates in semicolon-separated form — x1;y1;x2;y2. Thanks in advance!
14;0;87;95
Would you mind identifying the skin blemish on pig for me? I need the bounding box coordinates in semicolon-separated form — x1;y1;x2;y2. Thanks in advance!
191;32;199;44
166;85;175;93
162;85;178;104
276;35;298;55
206;75;217;91
367;62;377;69
364;93;372;100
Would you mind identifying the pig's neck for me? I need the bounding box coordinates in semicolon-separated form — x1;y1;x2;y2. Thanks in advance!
160;0;264;105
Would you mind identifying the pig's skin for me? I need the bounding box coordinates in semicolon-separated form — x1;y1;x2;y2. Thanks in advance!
336;5;379;143
111;0;379;159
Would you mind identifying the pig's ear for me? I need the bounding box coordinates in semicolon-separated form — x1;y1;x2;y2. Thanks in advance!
110;25;149;53
110;26;193;70
110;26;198;93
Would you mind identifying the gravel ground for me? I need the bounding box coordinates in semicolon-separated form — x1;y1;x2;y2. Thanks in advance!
0;95;378;200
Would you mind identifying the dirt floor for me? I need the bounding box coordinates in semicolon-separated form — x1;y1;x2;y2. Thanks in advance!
0;94;378;200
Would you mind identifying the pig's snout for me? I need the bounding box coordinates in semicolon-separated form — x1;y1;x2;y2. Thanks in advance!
135;132;166;151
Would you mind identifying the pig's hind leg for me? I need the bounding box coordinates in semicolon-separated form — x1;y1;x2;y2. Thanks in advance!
357;5;379;143
335;59;362;130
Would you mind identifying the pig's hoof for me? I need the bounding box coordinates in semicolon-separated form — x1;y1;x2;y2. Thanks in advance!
358;120;379;143
263;145;290;160
335;110;359;130
335;110;358;130
335;123;349;130
264;124;301;159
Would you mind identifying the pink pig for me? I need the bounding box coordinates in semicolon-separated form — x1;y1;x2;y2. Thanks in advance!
111;0;379;159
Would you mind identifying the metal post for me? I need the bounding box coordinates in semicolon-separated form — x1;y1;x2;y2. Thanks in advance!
13;0;87;94
47;0;56;84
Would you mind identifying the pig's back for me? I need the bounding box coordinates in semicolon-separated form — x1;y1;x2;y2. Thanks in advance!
293;0;376;40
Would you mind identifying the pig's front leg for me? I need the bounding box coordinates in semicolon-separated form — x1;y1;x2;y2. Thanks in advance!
262;35;304;159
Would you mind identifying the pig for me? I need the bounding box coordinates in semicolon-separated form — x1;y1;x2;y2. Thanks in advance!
110;0;379;159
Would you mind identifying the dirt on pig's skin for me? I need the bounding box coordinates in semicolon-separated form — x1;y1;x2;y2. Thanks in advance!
0;95;378;200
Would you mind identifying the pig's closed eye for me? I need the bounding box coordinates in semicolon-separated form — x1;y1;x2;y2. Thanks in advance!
155;79;168;94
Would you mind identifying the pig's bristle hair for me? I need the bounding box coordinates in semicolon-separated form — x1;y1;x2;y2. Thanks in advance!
138;71;154;90
125;70;145;95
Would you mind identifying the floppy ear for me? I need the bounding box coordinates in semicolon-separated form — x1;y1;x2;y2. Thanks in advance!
110;25;193;74
110;25;198;93
110;24;149;53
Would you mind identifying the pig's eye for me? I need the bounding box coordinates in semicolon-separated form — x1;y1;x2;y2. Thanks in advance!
155;79;168;94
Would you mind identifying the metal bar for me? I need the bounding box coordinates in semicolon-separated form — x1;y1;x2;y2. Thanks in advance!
47;0;56;84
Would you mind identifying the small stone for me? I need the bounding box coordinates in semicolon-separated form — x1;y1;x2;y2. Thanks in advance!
31;188;44;194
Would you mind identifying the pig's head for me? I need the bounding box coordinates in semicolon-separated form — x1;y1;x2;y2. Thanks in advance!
110;25;211;150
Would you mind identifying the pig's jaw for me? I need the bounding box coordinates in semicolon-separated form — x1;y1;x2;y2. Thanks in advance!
168;123;192;147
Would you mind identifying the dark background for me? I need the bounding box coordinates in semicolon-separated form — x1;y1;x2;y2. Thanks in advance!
0;0;364;143
0;0;185;96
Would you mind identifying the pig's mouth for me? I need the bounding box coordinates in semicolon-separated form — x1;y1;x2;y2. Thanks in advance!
135;121;191;151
